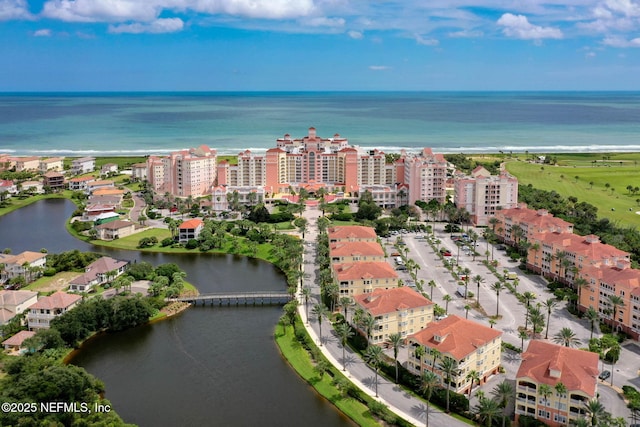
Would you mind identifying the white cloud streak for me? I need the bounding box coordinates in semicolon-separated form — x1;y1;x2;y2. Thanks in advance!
109;18;184;34
33;28;52;37
369;65;390;70
497;13;563;40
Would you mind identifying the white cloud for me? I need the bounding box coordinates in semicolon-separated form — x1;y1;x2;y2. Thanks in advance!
604;0;640;17
108;18;184;34
447;29;483;38
602;35;640;46
33;29;52;37
497;13;563;40
304;16;345;27
414;34;439;46
42;0;161;23
0;0;32;21
369;65;390;70
347;30;363;39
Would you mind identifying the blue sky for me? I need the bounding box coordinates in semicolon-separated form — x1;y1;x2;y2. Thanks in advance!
1;0;639;91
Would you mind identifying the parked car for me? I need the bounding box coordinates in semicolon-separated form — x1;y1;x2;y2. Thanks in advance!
598;370;611;380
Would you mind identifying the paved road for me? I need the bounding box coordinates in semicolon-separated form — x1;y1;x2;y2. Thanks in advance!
298;209;470;427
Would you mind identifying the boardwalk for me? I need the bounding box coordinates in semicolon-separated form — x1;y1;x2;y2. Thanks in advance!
168;291;290;306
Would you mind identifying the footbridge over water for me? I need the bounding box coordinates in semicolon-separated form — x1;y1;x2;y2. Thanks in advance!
168;291;291;306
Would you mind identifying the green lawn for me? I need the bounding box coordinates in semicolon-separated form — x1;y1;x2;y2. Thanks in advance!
505;158;640;228
24;271;82;294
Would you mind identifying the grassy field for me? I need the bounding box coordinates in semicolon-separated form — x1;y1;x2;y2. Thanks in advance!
24;271;82;294
505;155;640;228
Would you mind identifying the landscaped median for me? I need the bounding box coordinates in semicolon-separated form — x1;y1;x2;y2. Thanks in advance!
275;317;413;427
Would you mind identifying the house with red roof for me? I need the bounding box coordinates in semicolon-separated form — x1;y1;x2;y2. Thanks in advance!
68;175;95;191
328;225;377;243
2;330;36;353
407;315;502;394
27;291;82;330
329;241;385;264
332;261;398;296
353;287;433;344
516;340;598;426
178;218;204;243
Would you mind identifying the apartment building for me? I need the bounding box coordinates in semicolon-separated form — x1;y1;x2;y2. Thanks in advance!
71;157;96;175
328;225;378;243
39;157;64;173
403;148;448;206
493;204;574;244
516;340;598;426
353;287;433;344
329;241;385;264
332;261;398;296
43;171;65;190
13;156;40;171
147;145;217;197
454;166;518;226
407;315;502;394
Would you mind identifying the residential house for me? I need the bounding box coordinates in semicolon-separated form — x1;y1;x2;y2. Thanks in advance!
95;220;136;241
101;163;118;176
2;330;36;352
329;241;385;264
352;287;433;344
0;251;47;284
0;179;17;197
20;180;44;194
86;179;115;194
68;176;95;191
407;315;502;394
71;157;95;175
92;187;125;198
43;171;65;191
27;291;82;330
516;340;598;426
332;261;398;296
131;163;147;181
0;290;38;325
178;218;205;243
68;256;129;292
83;203;117;221
39;157;64;173
328;225;378;243
14;156;40;171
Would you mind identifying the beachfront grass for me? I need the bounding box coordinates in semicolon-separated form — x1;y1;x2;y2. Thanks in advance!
505;157;640;228
218;155;238;165
275;321;385;427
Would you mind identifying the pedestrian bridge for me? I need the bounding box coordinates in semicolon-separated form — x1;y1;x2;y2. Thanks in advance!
168;291;291;306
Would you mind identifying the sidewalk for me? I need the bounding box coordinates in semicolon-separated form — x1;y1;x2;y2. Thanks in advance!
296;208;471;427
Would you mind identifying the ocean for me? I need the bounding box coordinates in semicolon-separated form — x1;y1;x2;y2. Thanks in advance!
1;92;639;156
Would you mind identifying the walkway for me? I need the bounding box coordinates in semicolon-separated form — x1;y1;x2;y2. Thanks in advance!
297;207;470;427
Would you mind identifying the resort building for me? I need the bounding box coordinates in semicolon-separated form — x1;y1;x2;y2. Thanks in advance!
43;171;65;191
329;241;385;264
516;340;598;426
403;148;448;206
453;166;519;226
39;157;64;173
352;287;433;344
0;290;38;324
95;220;137;241
178;218;205;243
493;204;574;244
27;291;82;330
328;225;378;243
146;145;217;198
217;150;266;188
68;256;129;293
71;157;96;175
13;156;40;172
407;315;502;394
0;251;47;284
332;261;398;296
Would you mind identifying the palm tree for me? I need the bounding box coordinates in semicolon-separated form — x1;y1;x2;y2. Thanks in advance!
519;329;528;351
574;276;589;310
474;275;485;305
364;345;384;397
474;396;501;427
542;298;559;339
429;348;441;373
555;381;568;400
522;291;537;330
414;345;425;372
360;313;376;344
389;332;403;383
335;322;354;371
538;383;553;407
553;327;581;347
464;304;471;319
529;307;546;338
427;280;437;300
443;294;453;314
492;380;514;427
438;356;459;413
466;370;480;400
585;307;599;340
491;281;505;317
302;286;311;323
311;304;328;346
607;294;625;335
584;398;606;426
419;370;440;427
339;296;352;322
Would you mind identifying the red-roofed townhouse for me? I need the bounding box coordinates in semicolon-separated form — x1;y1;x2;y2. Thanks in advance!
493;204;574;245
353;287;433;344
330;241;385;264
332;262;398;296
407;315;502;394
515;340;599;426
27;291;82;330
178;218;204;243
327;225;377;243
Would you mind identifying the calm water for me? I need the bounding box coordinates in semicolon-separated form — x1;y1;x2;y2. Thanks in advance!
1;92;640;155
0;199;354;427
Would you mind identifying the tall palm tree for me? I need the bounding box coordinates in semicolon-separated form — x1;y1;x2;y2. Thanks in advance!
339;296;352;322
430;348;441;373
474;275;485;305
419;370;440;427
302;286;311;323
529;307;546;339
427;280;437;301
364;345;384;397
492;380;514;427
414;345;425;372
443;294;453;314
466;370;480;400
553;327;581;347
522;291;537;330
584;398;606;426
585;307;599;340
389;332;403;384
335;322;354;371
607;294;625;335
542;298;559;339
574;276;589;310
538;383;553;407
474;397;501;427
464;304;471;319
438;356;459;413
360;313;376;344
311;304;328;346
519;329;528;351
491;282;505;317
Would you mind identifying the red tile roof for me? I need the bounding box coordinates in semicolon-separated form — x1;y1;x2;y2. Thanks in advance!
29;291;81;310
497;206;573;233
408;315;502;360
0;290;38;307
2;330;36;347
328;225;377;241
517;340;599;397
332;262;398;281
354;287;432;316
329;241;384;257
533;232;629;261
179;218;204;229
